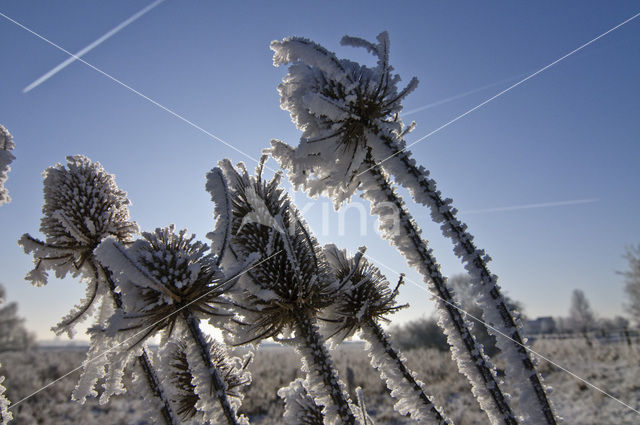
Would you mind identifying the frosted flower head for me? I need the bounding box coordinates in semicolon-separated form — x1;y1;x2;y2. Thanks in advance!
211;158;339;344
270;32;418;205
323;244;407;340
0;125;16;206
19;155;137;286
96;225;231;342
160;336;250;421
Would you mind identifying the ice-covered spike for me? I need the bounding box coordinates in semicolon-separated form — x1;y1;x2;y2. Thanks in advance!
271;37;350;86
51;274;105;338
0;125;16;206
206;167;233;266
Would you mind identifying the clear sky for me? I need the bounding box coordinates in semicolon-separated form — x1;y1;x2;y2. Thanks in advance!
0;1;639;341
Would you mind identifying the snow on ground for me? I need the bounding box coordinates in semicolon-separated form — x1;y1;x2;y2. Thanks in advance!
1;338;638;424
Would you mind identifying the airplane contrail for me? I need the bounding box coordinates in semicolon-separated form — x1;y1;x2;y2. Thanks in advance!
23;0;165;93
402;73;526;117
460;198;599;215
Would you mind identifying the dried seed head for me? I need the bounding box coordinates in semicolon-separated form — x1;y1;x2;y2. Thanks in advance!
19;155;137;288
96;225;231;343
323;244;407;340
270;32;418;205
41;155;137;248
212;159;339;344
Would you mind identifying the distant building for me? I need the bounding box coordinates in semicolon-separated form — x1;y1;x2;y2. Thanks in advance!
524;316;556;335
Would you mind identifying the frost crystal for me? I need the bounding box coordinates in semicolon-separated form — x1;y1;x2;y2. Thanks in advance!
0;125;15;206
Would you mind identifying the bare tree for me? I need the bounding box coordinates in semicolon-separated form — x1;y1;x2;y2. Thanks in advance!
621;245;640;326
0;284;34;353
568;289;596;332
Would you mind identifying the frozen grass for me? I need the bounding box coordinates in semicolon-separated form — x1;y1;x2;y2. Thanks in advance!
1;338;638;424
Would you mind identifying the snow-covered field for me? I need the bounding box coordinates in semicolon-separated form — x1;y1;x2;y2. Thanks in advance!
1;338;638;424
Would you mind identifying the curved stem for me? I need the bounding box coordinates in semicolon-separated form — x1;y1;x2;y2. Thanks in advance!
361;320;452;425
101;264;180;425
362;155;517;425
183;310;241;425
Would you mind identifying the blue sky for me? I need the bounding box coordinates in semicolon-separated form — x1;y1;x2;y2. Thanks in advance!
0;1;639;340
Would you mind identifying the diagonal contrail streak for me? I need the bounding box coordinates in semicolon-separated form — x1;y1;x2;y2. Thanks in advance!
0;8;267;168
402;73;526;117
461;198;599;215
23;0;165;93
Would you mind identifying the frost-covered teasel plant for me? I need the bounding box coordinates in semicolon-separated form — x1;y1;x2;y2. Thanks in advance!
19;155;178;424
271;32;556;424
209;158;358;425
96;225;250;425
0;125;15;206
323;245;452;424
270;41;518;425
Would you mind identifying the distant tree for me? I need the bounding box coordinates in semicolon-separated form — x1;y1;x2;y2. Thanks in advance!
568;289;596;332
0;284;34;353
621;245;640;326
598;316;629;331
390;316;449;352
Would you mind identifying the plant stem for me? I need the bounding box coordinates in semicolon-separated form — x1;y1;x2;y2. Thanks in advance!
101;264;180;425
293;310;357;425
374;136;558;424
183;310;241;425
362;155;517;425
361;320;451;425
